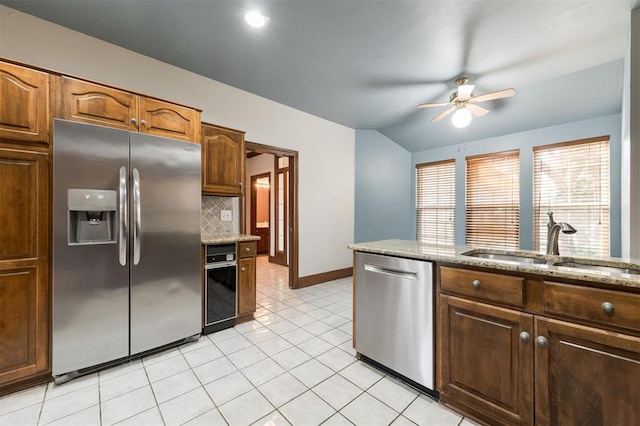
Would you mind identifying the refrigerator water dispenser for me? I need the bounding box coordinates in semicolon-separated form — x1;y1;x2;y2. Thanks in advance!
67;188;117;245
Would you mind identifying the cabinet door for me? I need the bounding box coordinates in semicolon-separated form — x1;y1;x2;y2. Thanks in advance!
438;295;534;426
138;97;199;143
57;76;138;131
237;257;256;317
535;317;640;426
0;148;49;389
201;124;245;195
0;62;49;145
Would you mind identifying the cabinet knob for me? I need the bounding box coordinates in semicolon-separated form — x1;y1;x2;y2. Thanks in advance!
245;247;251;252
536;336;548;347
241;267;246;272
472;279;481;289
602;302;615;315
519;332;530;343
140;120;147;127
131;118;137;126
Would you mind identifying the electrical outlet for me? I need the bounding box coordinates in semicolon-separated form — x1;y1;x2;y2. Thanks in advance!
221;210;232;221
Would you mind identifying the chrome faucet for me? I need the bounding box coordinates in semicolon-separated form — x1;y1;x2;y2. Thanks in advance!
546;212;577;255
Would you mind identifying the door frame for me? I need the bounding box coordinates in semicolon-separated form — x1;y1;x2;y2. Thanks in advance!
245;141;299;289
272;157;289;267
250;172;271;255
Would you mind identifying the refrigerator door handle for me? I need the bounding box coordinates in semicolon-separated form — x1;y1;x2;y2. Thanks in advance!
133;168;141;265
118;167;128;266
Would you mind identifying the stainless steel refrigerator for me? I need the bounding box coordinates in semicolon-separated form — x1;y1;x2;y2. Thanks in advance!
52;119;201;382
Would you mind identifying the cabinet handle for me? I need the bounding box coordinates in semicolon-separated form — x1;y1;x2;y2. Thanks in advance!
472;279;481;289
519;332;530;342
602;302;615;315
241;267;246;272
140;120;147;127
245;247;251;252
536;336;548;347
131;118;137;126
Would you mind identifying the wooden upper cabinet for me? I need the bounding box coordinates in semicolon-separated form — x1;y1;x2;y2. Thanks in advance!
56;76;200;143
201;123;245;195
57;76;137;131
0;61;49;145
138;97;199;143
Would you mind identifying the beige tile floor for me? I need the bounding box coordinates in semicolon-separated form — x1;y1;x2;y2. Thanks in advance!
0;256;478;426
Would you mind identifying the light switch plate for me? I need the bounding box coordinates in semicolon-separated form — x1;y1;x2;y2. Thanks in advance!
221;210;232;221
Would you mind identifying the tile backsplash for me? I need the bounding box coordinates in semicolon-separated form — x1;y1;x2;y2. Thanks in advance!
201;196;240;234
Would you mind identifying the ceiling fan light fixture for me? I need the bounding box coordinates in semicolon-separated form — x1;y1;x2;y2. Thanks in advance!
245;11;268;28
451;107;472;128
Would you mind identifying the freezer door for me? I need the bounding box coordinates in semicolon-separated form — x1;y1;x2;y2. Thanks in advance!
52;119;130;375
129;133;202;355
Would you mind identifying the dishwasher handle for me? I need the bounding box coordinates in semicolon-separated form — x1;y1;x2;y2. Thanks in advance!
364;263;418;280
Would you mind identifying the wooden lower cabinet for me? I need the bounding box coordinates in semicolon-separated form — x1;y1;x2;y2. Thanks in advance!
535;317;640;426
438;295;534;426
254;228;269;254
236;241;257;320
0;147;49;395
237;257;256;317
438;266;640;425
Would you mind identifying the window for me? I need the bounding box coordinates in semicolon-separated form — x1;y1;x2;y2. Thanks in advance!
533;137;610;256
466;151;520;249
416;159;455;245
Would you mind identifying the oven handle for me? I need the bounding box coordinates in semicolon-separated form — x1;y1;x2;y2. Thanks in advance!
205;261;237;270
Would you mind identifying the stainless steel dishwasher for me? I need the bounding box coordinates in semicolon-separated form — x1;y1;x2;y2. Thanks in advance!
355;251;436;395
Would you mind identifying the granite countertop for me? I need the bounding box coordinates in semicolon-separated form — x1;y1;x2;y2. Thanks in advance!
202;233;261;244
348;239;640;290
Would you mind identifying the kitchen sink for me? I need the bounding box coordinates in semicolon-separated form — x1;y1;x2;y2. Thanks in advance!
461;249;640;276
552;262;640;276
461;250;548;265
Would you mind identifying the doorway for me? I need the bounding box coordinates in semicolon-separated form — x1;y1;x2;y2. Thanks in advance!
250;173;270;255
245;141;299;289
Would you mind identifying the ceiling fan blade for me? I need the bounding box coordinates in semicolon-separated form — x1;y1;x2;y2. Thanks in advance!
467;103;490;117
456;84;475;100
418;101;451;109
473;88;516;103
431;106;456;123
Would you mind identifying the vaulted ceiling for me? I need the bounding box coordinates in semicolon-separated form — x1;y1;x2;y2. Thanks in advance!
2;0;636;152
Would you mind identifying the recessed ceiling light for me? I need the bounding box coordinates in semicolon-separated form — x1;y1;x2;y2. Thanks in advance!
245;11;268;28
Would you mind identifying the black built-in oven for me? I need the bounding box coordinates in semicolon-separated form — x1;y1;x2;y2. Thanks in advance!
203;243;237;334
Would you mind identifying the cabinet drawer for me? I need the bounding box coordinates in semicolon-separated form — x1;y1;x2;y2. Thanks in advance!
237;241;256;258
440;267;525;307
544;282;640;332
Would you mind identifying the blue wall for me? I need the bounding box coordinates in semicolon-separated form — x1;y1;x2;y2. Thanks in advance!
354;114;622;255
354;130;413;242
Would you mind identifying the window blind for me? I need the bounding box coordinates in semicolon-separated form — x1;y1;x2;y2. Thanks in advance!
466;151;520;249
416;159;455;245
533;137;610;256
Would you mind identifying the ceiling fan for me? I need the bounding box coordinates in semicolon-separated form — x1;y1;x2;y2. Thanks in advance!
418;78;516;128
